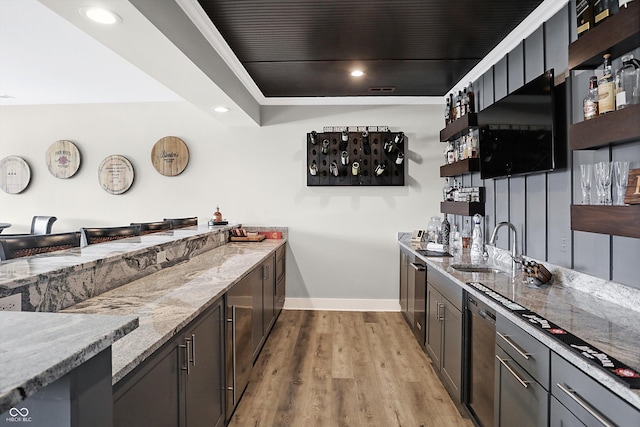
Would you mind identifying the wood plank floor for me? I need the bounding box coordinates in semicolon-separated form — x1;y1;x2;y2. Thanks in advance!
228;310;474;427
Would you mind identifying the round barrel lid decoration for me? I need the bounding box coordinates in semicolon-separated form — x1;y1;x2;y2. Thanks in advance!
151;136;189;177
0;156;31;194
98;155;134;195
46;139;81;178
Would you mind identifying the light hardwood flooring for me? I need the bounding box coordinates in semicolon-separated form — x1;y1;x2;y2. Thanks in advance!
228;310;474;427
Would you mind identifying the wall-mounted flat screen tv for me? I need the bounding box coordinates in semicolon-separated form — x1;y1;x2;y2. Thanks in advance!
478;69;564;179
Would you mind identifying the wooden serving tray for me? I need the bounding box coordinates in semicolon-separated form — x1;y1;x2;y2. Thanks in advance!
230;235;266;242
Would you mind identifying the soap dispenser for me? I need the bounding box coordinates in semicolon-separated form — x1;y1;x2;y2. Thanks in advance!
470;214;483;259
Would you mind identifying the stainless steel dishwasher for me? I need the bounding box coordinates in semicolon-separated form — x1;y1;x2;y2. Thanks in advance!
466;293;496;427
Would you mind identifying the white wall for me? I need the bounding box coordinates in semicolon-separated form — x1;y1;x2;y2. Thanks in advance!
0;101;444;307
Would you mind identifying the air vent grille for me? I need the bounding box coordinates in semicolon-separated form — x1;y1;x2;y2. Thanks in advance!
368;87;396;93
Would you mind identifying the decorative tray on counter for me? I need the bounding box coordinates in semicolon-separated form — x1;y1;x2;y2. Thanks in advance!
230;235;266;242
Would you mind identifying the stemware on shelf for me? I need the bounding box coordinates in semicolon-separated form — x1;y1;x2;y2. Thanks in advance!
580;164;592;205
613;160;630;205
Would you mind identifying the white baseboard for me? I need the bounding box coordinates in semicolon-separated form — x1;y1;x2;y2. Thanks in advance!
284;298;401;312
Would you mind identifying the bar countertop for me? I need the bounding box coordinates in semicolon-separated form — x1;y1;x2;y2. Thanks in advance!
398;234;640;411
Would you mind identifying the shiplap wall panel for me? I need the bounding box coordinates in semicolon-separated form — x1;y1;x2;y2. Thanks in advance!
524;26;547;259
545;5;572;268
508;43;527;254
481;71;496;235
491;57;510;250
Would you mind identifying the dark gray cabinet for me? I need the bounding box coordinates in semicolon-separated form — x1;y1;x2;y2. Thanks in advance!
275;245;286;318
425;267;463;402
550;396;585;427
399;247;414;327
494;315;550;427
252;254;276;361
551;352;640;427
113;298;225;427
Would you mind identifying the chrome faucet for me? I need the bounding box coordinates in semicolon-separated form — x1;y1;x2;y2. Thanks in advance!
489;222;522;272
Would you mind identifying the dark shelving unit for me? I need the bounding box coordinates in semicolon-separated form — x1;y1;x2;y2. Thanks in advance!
440;158;481;177
570;103;640;150
568;2;640;239
439;113;478;142
440;201;485;217
568;1;640;70
571;205;640;239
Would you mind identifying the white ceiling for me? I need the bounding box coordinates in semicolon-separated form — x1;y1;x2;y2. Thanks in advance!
0;0;182;106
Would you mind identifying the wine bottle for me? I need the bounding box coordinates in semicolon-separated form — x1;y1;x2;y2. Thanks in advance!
583;76;599;120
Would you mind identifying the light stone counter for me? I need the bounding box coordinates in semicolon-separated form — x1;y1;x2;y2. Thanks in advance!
62;238;286;384
0;311;138;414
398;234;640;410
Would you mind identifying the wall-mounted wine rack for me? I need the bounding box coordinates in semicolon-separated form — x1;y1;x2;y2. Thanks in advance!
306;126;406;186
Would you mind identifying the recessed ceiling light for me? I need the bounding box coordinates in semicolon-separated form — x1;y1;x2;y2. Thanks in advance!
351;70;365;77
213;106;229;113
80;7;122;25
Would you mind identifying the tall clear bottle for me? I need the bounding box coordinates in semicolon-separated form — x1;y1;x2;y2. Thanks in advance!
583;75;599;120
615;54;640;109
598;54;615;114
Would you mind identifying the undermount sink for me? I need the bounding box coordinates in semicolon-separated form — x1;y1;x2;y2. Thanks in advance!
450;264;504;274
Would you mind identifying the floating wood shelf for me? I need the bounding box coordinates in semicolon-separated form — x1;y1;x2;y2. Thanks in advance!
440;158;481;177
568;1;640;70
440;201;485;217
439;113;478;142
570;103;640;150
571;205;640;238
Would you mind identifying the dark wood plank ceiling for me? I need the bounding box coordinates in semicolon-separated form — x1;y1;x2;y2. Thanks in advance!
197;0;545;97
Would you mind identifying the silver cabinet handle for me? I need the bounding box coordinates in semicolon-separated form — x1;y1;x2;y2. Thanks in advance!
497;331;531;360
556;383;615;427
263;264;270;280
180;338;191;375
190;333;196;367
230;305;237;404
410;262;426;271
436;302;445;321
496;354;529;388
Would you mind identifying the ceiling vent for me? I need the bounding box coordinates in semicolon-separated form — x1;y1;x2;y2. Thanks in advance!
368;86;396;93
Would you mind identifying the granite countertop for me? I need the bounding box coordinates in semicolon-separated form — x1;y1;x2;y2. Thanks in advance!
0;311;138;414
62;238;286;384
398;236;640;411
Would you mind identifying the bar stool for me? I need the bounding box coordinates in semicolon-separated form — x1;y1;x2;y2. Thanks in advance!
164;217;198;229
130;221;172;235
30;216;57;235
0;232;81;261
80;225;141;246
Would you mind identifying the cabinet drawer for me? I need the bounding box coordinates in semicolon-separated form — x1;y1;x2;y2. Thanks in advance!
496;315;550;390
551;352;640;427
495;346;548;427
427;266;462;311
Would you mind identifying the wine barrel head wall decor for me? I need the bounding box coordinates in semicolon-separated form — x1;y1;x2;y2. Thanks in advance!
307;126;406;186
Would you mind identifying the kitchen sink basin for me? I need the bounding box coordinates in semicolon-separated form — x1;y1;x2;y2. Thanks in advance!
450;264;504;274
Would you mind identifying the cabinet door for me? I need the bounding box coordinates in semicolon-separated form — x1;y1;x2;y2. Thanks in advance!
440;300;462;402
250;264;265;360
113;337;181;427
399;249;408;316
262;255;276;336
185;299;225;427
550;396;585;427
425;286;442;367
495;346;548;427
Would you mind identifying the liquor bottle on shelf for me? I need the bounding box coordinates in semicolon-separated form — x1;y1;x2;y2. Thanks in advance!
597;54;615;114
594;0;618;26
455;90;463;120
583;75;599;120
449;93;455;122
466;81;475;114
462;87;469;117
445;141;455;164
445;96;451;126
615;54;640;109
576;0;594;38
